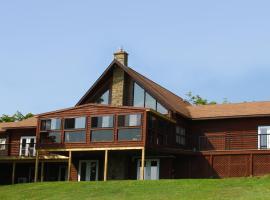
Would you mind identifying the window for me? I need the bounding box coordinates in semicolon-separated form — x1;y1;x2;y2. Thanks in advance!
145;93;156;110
133;83;144;107
157;102;168;115
63;117;86;143
40;118;62;144
118;114;141;127
176;126;185;145
258;126;270;149
0;138;6;150
118;129;141;141
96;89;110;104
91;115;114;142
65;131;86;143
40;131;61;144
91;130;114;142
133;82;168;115
41;118;61;131
64;117;86;129
91;116;114;128
117;114;142;141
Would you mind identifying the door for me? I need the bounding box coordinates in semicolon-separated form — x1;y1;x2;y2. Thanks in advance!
20;136;36;156
137;159;159;180
78;160;99;181
58;166;68;181
258;126;270;149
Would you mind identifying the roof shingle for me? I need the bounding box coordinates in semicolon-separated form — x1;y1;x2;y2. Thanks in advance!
187;101;270;119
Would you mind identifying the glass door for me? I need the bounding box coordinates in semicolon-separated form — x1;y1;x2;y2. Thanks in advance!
78;160;99;181
137;159;160;180
20;136;36;156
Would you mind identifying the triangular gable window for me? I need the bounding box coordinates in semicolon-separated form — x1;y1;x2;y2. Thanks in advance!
133;82;168;114
96;89;110;105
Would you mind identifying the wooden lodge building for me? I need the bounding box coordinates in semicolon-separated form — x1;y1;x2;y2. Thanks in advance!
1;49;270;184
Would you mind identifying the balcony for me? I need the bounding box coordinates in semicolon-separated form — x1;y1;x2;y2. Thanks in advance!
0;143;36;157
196;133;270;151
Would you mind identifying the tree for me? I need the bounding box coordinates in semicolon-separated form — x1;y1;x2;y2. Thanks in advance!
185;92;217;105
0;111;34;123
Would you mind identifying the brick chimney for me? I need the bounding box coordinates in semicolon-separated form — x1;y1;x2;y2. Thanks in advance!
114;48;128;66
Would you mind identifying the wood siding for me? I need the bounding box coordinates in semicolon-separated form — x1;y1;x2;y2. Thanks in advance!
189;117;270;151
37;105;147;150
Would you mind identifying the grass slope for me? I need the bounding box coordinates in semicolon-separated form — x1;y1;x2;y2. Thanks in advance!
1;176;270;200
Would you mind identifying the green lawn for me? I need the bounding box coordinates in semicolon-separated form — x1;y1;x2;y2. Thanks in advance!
1;177;270;200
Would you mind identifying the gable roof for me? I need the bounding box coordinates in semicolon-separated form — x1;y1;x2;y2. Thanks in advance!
187;101;270;120
76;59;191;117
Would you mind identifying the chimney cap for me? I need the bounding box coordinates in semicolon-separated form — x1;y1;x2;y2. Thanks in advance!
113;48;128;66
114;47;128;55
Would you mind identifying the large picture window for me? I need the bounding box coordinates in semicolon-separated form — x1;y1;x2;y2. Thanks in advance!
117;114;142;141
91;115;114;142
40;131;61;144
133;82;168;114
65;131;86;143
64;117;86;143
40;118;62;144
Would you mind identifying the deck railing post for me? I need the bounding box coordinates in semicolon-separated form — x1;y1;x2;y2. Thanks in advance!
67;151;72;181
34;150;39;182
140;148;145;180
12;161;16;184
41;161;44;182
104;149;108;181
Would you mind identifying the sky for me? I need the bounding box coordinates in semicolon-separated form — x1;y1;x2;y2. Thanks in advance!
0;0;270;115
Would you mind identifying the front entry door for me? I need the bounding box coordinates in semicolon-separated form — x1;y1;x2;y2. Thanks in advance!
137;159;160;180
20;136;36;156
78;160;99;181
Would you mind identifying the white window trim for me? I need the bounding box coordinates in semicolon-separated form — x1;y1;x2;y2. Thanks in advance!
258;126;270;149
0;138;6;150
19;136;36;156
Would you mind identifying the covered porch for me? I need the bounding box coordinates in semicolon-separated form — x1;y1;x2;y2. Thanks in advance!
36;147;148;182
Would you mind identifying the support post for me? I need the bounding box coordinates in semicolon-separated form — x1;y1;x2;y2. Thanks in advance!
250;153;253;177
34;150;39;182
104;150;108;181
12;162;16;184
41;161;44;182
67;151;72;181
140;148;145;180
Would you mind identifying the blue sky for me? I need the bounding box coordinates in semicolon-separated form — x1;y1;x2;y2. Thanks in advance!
0;0;270;115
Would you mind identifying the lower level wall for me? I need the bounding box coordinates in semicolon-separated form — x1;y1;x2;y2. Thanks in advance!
175;152;270;178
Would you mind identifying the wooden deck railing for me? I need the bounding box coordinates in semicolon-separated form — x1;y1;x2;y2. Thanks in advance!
197;134;270;151
0;143;36;157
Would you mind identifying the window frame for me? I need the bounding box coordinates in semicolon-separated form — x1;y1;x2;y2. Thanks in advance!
90;114;115;143
132;82;168;115
175;126;186;146
63;116;87;144
117;113;143;142
258;126;270;149
40;118;63;144
0;138;6;150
